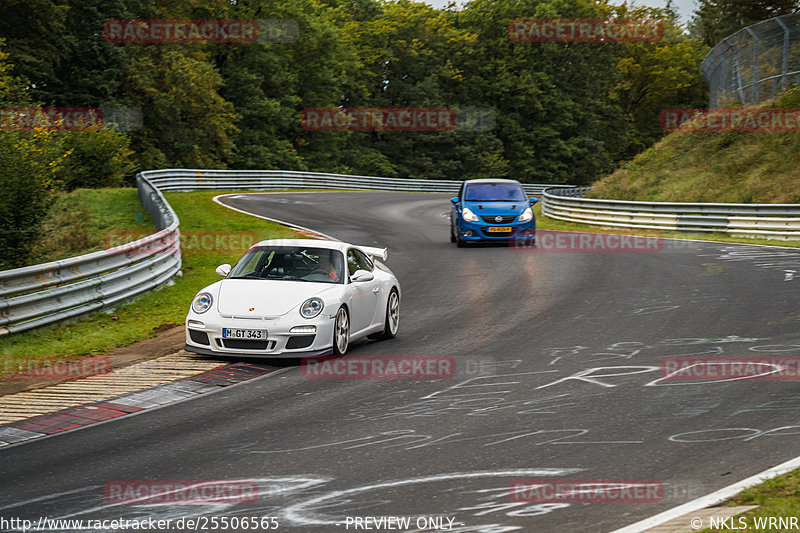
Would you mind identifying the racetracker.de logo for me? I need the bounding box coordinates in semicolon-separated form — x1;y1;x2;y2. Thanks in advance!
0;107;142;131
511;230;664;253
301;355;455;379
104;481;259;504
104;230;259;256
104;19;256;43
660;357;800;381
509;18;664;43
302;108;455;132
103;19;298;44
301;107;496;132
661;108;800;133
1;356;111;380
509;479;664;503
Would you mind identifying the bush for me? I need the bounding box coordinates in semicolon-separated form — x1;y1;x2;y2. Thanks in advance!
0;129;66;268
777;87;800;109
56;128;137;190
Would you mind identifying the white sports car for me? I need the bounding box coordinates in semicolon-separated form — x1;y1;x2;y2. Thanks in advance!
184;238;400;358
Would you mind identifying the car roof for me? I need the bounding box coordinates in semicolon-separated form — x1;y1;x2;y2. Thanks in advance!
250;238;349;251
463;178;523;185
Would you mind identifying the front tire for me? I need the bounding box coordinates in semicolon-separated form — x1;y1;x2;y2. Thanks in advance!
333;306;349;355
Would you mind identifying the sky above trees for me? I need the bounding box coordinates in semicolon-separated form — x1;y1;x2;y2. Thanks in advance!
422;0;698;24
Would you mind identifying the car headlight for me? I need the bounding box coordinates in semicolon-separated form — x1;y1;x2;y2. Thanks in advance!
462;207;479;222
191;292;213;314
300;297;324;319
518;207;533;222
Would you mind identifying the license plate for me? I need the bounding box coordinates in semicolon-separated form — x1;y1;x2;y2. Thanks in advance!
222;328;267;339
488;226;512;233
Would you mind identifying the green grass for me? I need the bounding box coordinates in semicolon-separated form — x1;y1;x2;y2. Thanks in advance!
588;91;800;204
588;130;800;204
0;191;299;359
699;467;800;532
26;188;156;265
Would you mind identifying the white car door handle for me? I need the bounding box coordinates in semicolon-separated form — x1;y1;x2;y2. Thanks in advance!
372;287;380;294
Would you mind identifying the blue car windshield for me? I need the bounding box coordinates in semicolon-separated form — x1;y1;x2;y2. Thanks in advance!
465;183;526;202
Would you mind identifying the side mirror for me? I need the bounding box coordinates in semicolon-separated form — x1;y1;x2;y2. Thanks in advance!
216;264;231;277
351;269;374;282
529;198;539;205
450;197;460;205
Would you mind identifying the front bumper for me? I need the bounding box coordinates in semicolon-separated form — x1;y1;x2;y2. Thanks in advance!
185;344;332;359
456;219;536;242
184;313;336;358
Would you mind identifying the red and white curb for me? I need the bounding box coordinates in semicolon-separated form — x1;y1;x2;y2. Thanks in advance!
0;362;278;448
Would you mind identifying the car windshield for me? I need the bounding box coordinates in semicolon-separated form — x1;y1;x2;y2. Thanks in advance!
228;246;344;284
465;182;527;202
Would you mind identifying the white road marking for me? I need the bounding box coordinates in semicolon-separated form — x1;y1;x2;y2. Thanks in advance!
610;455;800;533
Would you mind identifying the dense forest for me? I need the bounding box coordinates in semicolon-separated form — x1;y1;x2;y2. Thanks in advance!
0;0;797;266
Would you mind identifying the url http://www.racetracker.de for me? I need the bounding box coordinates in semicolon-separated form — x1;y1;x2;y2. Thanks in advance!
0;516;280;531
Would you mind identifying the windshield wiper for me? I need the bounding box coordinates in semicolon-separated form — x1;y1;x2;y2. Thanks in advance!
467;199;520;202
281;276;315;282
229;274;264;279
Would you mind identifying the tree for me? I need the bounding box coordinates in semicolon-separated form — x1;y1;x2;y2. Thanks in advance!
456;0;630;184
212;0;358;171
123;46;236;169
612;5;710;157
690;0;799;47
0;0;69;104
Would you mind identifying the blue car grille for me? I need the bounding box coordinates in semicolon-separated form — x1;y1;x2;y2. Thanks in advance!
480;215;517;224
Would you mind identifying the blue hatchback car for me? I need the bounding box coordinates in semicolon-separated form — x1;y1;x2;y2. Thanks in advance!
450;179;537;247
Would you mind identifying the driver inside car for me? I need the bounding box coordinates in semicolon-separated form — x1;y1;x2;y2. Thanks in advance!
316;254;341;282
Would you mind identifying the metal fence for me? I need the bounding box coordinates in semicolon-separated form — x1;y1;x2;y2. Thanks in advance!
0;174;181;336
702;13;800;107
543;187;800;239
140;169;561;197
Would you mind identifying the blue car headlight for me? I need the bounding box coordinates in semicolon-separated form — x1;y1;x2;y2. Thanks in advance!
518;207;533;222
462;207;479;222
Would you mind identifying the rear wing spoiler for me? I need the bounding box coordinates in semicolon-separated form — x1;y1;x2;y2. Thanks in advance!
358;246;388;261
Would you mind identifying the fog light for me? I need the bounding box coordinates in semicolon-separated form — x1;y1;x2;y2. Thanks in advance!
290;325;317;334
463;230;474;237
188;320;205;329
520;229;534;237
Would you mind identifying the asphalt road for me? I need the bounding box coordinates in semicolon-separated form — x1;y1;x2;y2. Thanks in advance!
3;191;800;533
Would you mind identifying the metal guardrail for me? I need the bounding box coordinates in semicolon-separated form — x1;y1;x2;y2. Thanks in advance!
0;170;564;336
4;165;798;336
702;13;800;107
543;187;800;239
140;169;561;197
6;166;798;337
0;174;181;336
